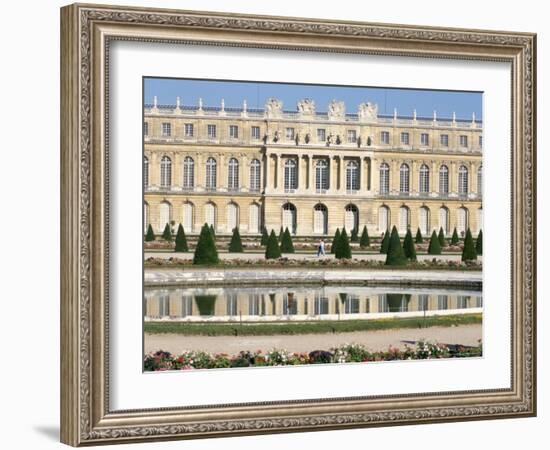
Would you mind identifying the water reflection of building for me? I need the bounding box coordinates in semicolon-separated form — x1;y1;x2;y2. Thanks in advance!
144;287;483;321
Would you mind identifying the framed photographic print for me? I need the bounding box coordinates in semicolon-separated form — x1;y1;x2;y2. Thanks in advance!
60;3;537;446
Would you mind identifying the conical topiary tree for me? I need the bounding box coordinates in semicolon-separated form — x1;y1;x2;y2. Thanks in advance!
462;228;477;261
385;226;407;266
162;223;172;241
476;229;483;255
145;224;155;242
280;227;295;253
278;226;284;243
359;225;370;248
415;227;423;244
350;227;359;242
427;230;442;255
331;228;341;254
209;224;215;241
380;229;390;254
438;227;447;248
336;228;352;259
402;228;417;261
451;227;459;245
228;227;244;253
260;227;269;246
193;223;219;265
265;230;282;259
174;224;188;252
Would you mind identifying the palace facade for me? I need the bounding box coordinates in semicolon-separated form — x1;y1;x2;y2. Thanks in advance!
144;97;483;237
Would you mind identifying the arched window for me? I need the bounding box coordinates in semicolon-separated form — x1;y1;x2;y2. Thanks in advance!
143;156;149;188
457;207;468;235
458;165;469;196
378;205;390;233
477;166;483;196
249;203;261;233
419;164;430;193
284;159;298;191
183;156;194;189
399;206;410;233
313;204;328;235
439;207;449;235
205;157;217;190
182;202;193;232
227;202;239;231
379;163;389;194
419;206;430;235
160;156;172;188
346;160;359;191
399;164;410;194
477;207;483;233
205;202;216;228
282;203;297;234
345;204;359;233
439;165;449;195
228;158;239;191
249;159;261;192
159;201;171;232
315;159;329;192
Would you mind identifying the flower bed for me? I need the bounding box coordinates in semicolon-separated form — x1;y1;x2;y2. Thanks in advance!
144;341;482;371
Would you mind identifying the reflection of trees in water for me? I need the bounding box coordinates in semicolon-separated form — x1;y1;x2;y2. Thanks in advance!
195;295;217;316
386;293;412;312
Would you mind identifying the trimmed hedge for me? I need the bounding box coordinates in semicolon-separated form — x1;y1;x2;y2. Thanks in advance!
280;227;295;253
193;223;219;265
265;230;282;259
438;227;447;247
476;229;483;255
415;227;423;244
462;228;477;261
145;224;155;242
174;224;188;252
161;223;172;241
228;227;244;253
385;226;407;266
427;230;442;255
380;229;390;254
260;227;269;246
335;228;352;259
331;228;341;254
403;228;417;261
359;225;370;248
451;227;460;245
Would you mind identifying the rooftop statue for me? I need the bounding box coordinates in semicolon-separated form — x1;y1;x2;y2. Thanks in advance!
358;102;379;122
265;98;283;118
328;100;345;120
297;98;316;116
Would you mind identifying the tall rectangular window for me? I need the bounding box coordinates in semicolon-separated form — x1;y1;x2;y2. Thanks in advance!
440;134;449;147
317;128;326;142
347;130;357;143
143;122;149;136
207;124;217;138
380;131;390;144
229;125;239;139
400;132;410;145
184;123;194;137
460;135;468;147
421;133;429;146
285;127;295;140
161;122;171;137
251;126;260;140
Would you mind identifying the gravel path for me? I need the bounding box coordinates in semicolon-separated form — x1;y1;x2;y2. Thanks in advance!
144;324;482;355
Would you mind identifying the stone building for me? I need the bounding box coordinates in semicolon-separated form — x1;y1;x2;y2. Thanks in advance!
144;97;482;238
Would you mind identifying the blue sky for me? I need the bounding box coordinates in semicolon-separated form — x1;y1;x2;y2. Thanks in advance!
144;77;482;120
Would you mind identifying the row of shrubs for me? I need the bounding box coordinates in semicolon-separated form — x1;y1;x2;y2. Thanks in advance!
145;221;482;266
144;340;483;371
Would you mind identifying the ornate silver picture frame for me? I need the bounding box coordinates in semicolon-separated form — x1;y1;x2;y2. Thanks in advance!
60;3;536;446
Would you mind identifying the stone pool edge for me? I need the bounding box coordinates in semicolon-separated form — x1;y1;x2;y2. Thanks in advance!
144;268;482;290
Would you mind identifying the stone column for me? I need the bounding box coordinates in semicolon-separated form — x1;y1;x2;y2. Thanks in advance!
218;153;226;191
264;152;271;192
173;153;182;189
391;160;398;194
339;156;346;192
329;156;337;193
150;153;159;187
371;158;380;195
299;154;307;192
241;154;248;192
308;155;314;192
470;162;477;196
277;154;284;192
431;161;437;194
450;162;457;194
411;161;418;194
